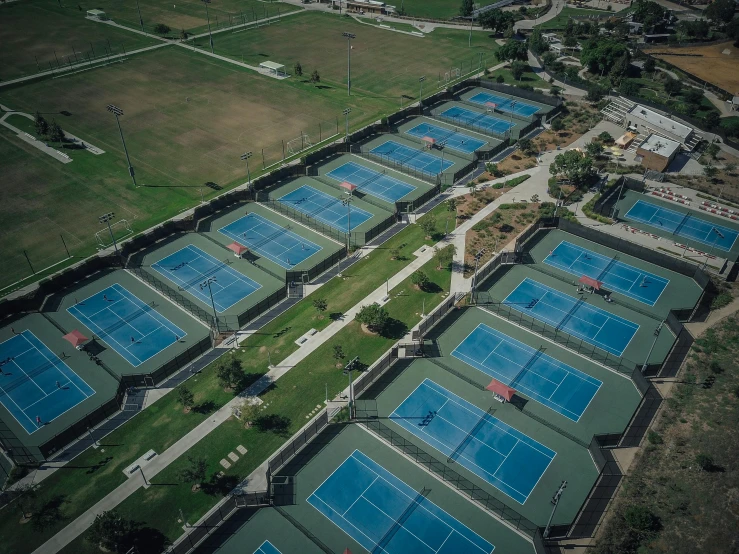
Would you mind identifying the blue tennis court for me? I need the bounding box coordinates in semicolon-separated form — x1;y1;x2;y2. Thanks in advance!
152;245;262;311
624;200;739;251
308;450;495;554
325;161;416;203
405;122;487;155
438;106;514;136
253;541;280;554
218;213;322;269
467;92;540;117
503;278;639;357
370;140;454;176
391;379;555;503
544;241;669;306
0;330;95;434
452;324;601;421
278;185;373;232
68;284;186;367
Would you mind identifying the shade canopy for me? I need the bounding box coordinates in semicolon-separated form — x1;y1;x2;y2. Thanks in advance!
227;242;248;255
63;330;88;347
422;136;436;145
486;379;515;401
579;275;602;290
485;101;497;109
340;181;358;192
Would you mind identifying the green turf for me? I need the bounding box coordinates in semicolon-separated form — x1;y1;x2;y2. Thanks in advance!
614;189;739;261
0;0;159;81
192;12;499;100
479;264;677;367
77;0;301;35
485;66;547;87
536;6;612;29
357;356;600;526
526;228;704;315
394;0;504;19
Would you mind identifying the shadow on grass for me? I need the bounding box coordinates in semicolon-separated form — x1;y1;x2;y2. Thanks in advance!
381;318;408;341
201;473;241;496
254;414;292;436
31;495;68;531
192;400;217;415
123;524;171;554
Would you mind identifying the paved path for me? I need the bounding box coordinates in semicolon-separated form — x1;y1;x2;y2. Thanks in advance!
515;0;565;31
528;50;586;97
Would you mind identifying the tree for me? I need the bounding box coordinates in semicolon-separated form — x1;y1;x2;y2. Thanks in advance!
34;112;48;137
153;23;171;35
390;246;401;260
609;54;630;85
180;29;189;41
683;87;704;106
332;344;345;367
419;215;436;239
459;0;474;17
310;69;320;85
529;29;549;55
178;456;208;490
549;150;595;187
623;505;659;536
446;198;457;213
725;162;737;175
550;117;565;134
87;510;136;553
518;138;535;156
478;9;515;34
434;244;457;270
586;85;607;103
496;74;505;84
585;140;604;158
664;77;682;97
643;57;656;75
294;61;303;77
215;357;245;391
619;78;640;96
705;142;721;160
702;111;721;130
703;162;719;181
705;0;735;24
177;385;194;412
563;35;578;48
580;38;630;75
356;303;389;333
234;398;260;428
598;131;613;143
631;0;666;27
496;40;528;63
503;24;514;39
48;120;65;144
411;270;430;290
695;453;714;471
312;297;327;315
510;60;527;81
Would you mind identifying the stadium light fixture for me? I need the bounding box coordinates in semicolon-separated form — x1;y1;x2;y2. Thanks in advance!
99;212;124;266
202;0;215;54
543;481;567;539
241;152;253;197
702;227;725;270
342;32;356;97
343;108;351;144
106;105;137;189
199;277;219;330
418;76;426;115
134;0;144;31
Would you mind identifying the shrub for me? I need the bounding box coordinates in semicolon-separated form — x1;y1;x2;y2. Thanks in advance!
647;430;663;445
695;453;714;471
711;291;732;310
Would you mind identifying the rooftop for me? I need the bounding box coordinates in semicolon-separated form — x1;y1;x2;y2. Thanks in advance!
628;104;692;140
638;133;681;158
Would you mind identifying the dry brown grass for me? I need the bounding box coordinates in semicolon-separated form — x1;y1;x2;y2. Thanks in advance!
647;41;739;95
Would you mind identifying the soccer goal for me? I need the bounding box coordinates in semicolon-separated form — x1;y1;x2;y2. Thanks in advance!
95;219;133;248
286;133;314;155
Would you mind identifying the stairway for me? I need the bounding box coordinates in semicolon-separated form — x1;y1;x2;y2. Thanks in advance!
601;96;635;124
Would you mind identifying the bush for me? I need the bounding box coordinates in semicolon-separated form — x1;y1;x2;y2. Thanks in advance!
356;303;390;333
647;430;663;445
711;291;732;310
695;453;714;471
153;23;171;35
498;203;528;210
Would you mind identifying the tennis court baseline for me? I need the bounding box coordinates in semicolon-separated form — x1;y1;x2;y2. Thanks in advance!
308;450;494;554
152;245;262;311
467;92;540;117
544;240;669;306
370;140;454;176
278;185;373;232
253;541;281;554
0;330;95;434
325;161;416;203
624;200;738;251
503;278;639;357
391;379;555;504
452;323;601;421
218;213;322;269
68;284;186;367
405;122;487;155
438;106;514;135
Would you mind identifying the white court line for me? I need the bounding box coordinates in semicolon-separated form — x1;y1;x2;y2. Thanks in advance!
342;475;379;516
17;333;89;399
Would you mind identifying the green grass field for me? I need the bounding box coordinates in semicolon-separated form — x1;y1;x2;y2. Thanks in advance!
395;0;503;20
78;0;301;35
486;65;547;86
537;6;611;29
0;0;159;82
195;12;498;100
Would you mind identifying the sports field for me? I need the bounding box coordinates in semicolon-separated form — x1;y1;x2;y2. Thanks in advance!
197;12;499;100
614;190;739;260
430;101;531;140
524;228;704;315
459;88;552;120
404;121;488;155
360;134;470;178
646;41;739;98
0;0;159;81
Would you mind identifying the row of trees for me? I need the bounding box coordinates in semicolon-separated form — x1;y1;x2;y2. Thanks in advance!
33;113;65;144
293;62;321;84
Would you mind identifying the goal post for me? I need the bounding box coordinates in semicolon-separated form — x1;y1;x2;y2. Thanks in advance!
286;133;314;156
95;219;133;249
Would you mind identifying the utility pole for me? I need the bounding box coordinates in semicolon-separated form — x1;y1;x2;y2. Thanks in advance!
342;32;356;96
241;152;253;198
99;212;124;266
418;75;426;115
343;107;352;144
470;248;486;299
135;0;144;31
202;0;215;53
106;105;137;188
543;481;567;539
641;320;664;375
200;277;219;332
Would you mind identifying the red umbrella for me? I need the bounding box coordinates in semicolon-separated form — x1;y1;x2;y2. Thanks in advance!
227;242;248;256
486;379;515;402
579;275;602;290
62;330;88;348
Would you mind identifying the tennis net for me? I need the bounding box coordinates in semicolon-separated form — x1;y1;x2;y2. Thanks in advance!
448;407;496;464
371;488;430;554
556;297;586;331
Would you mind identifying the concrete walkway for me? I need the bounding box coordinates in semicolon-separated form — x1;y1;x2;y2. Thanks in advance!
515;0;565;31
528;50;586;97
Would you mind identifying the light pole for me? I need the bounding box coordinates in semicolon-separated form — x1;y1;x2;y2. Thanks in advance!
418;75;426;115
543;481;567;539
342;32;356;97
202;0;215;53
641;320;664;375
337;193;352;277
99;212;124;266
106;105;137;188
134;0;144;31
343;108;352;144
470;248;486;299
702;227;724;270
200;277;219;331
241;152;253;198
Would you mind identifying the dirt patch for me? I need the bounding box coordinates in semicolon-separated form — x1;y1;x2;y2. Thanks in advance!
647;41;739;95
669;151;739;204
497;129;581;174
